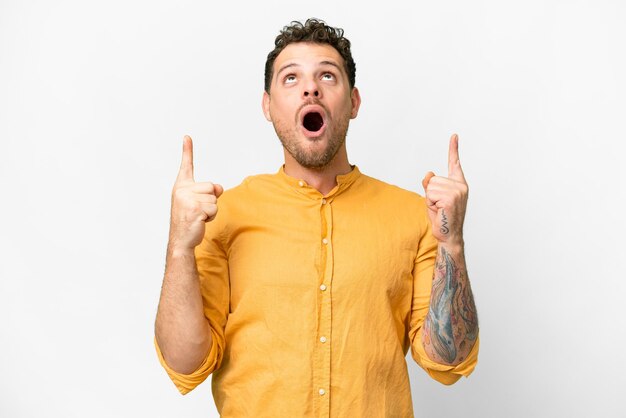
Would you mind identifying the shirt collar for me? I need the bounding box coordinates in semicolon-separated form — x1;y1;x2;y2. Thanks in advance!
277;165;362;200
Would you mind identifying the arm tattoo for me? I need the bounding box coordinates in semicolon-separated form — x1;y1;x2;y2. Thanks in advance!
440;209;450;235
423;246;478;364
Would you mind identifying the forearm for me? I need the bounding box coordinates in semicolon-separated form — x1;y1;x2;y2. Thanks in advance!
155;245;212;374
421;241;478;366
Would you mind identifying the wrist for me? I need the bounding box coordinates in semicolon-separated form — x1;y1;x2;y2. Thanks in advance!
438;237;465;253
167;242;196;259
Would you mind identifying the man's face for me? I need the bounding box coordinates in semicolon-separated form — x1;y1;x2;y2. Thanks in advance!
262;42;361;169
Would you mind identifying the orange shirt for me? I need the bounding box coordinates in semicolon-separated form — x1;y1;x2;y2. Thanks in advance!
155;166;479;417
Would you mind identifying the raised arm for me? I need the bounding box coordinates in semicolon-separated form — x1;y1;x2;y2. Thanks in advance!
155;136;223;374
421;134;478;366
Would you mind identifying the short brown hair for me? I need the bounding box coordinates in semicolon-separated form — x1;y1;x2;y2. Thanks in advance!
264;18;356;93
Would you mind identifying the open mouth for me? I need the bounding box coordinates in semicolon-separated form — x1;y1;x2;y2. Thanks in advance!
302;112;324;132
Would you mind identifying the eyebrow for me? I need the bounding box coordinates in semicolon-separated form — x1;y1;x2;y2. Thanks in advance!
276;63;300;79
319;61;342;72
275;60;343;79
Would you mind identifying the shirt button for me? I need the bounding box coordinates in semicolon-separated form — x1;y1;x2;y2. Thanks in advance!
319;388;326;395
320;284;327;291
320;336;327;343
298;180;304;187
322;238;328;245
321;198;327;204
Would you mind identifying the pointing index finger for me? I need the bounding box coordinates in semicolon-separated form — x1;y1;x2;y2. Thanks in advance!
177;135;194;182
447;133;465;181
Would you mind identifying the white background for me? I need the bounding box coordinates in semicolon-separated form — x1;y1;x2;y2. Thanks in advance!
1;1;625;417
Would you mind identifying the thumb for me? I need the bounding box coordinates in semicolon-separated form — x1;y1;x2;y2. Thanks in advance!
214;183;224;198
422;171;435;192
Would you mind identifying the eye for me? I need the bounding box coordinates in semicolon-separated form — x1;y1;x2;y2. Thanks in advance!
284;75;297;84
321;73;335;81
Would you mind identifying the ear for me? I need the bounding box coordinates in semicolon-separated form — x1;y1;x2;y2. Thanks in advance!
350;87;361;119
262;91;272;122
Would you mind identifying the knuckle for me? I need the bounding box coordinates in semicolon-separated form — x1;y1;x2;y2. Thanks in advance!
194;201;205;212
173;185;185;195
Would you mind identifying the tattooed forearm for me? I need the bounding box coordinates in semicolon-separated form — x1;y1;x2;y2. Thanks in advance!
422;245;478;365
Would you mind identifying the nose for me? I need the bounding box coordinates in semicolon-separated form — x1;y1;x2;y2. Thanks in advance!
304;89;320;98
303;79;321;99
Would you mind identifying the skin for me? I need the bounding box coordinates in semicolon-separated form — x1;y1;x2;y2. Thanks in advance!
154;136;221;374
262;42;361;195
420;134;479;365
154;42;477;374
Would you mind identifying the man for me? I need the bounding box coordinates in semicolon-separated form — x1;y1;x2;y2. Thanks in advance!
154;19;479;417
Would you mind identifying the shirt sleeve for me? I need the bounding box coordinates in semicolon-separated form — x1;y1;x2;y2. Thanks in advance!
153;329;220;395
154;216;230;395
408;205;480;385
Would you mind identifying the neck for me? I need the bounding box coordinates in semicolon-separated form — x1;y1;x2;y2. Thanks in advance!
283;146;352;195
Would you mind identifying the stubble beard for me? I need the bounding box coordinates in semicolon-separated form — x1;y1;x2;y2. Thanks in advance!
273;112;351;170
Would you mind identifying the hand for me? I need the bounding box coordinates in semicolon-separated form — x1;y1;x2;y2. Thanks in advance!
422;134;468;245
168;136;223;252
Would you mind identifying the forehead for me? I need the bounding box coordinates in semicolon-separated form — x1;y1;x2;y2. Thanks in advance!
273;42;345;72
